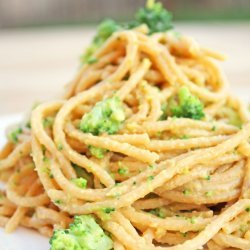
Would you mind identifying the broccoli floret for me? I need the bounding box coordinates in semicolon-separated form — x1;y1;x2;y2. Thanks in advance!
88;146;108;159
71;177;87;189
169;87;204;120
50;215;113;250
80;96;125;135
82;19;121;64
50;230;81;250
96;19;121;43
131;0;173;34
81;1;173;63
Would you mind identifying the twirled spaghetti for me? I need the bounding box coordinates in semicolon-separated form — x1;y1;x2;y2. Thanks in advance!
1;9;250;250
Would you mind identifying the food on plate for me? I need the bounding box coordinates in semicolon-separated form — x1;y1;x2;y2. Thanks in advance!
50;215;113;250
1;1;250;249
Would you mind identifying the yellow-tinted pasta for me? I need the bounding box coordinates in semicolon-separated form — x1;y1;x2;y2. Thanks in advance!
0;16;250;250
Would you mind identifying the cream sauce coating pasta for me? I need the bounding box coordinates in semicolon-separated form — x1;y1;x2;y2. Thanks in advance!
0;27;250;250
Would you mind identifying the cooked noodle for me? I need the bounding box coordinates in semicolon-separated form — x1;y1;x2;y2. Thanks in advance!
1;23;250;250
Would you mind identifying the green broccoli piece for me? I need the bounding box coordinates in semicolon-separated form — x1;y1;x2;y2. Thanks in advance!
102;207;116;214
72;163;94;188
80;96;125;135
8;127;23;144
50;230;81;250
43;116;54;128
81;1;173;63
130;0;173;34
71;177;87;189
149;207;166;218
219;107;242;128
50;215;113;250
88;146;108;159
82;19;121;64
169;87;204;120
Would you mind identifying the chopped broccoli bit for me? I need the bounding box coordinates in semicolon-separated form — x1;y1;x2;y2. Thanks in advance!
72;163;94;188
102;207;115;214
239;224;247;233
180;167;190;175
82;19;121;64
220;107;242;128
80;96;125;135
88;145;108;159
41;145;46;155
54;200;63;205
228;109;242;127
131;0;173;34
57;143;63;151
26;121;31;129
8;127;23;144
50;215;113;250
86;57;99;65
245;207;250;212
186;216;197;224
181;232;188;237
211;125;216;131
42;167;51;178
180;135;189;140
118;167;128;175
183;189;191;196
43;117;54;128
204;175;211;181
71;177;87;189
159;102;168;120
147;175;154;181
0;193;4;199
169;87;204;120
149;208;166;218
43;156;49;162
205;191;213;197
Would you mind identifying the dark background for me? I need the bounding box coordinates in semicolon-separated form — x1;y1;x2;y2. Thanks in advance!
1;0;250;29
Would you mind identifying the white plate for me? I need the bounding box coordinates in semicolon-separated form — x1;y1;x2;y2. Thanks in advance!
0;114;49;250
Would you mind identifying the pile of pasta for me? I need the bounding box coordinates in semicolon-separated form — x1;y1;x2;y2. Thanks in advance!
1;25;250;250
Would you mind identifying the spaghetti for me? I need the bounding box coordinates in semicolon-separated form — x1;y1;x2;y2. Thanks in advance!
1;4;250;250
